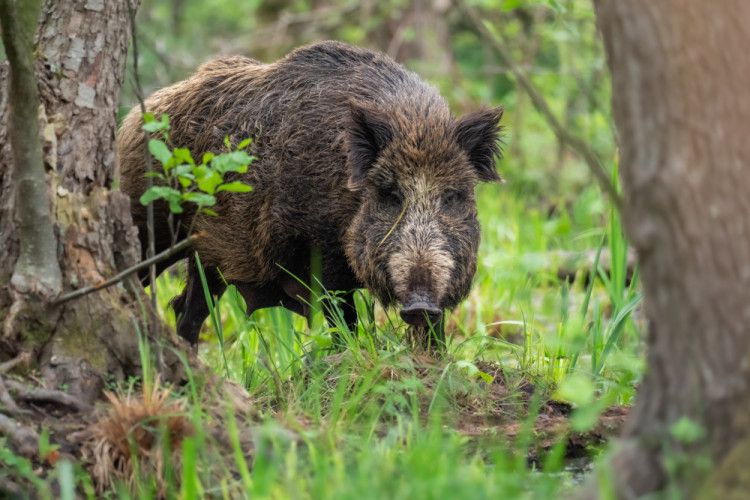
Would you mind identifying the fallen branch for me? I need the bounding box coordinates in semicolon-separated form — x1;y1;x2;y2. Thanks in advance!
460;1;623;209
53;233;199;306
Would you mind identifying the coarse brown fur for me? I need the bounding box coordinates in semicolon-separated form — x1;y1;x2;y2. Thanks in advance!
117;41;504;346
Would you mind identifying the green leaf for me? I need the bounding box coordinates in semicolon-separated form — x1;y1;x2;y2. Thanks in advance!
670;417;707;444
195;167;223;195
501;0;525;12
184;192;217;206
202;152;215;165
217;181;253;193
140;186;182;206
570;404;602;432
224;135;232;149
454;360;492;383
142;121;162;133
142;114;170;133
202;208;218;216
172;164;193;177
554;374;595;407
148;139;172;165
179;177;192;188
173;148;195;166
237;138;253;150
168;198;184;214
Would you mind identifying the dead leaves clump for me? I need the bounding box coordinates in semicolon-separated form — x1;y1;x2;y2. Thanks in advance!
91;378;193;496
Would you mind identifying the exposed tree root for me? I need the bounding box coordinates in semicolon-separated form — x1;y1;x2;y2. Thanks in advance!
0;376;29;416
4;379;93;413
0;412;39;458
0;352;33;374
0;476;22;496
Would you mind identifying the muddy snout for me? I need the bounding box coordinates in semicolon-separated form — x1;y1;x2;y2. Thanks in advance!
399;291;443;327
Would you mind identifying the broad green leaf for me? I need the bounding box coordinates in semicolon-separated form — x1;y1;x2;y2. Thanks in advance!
173;148;195;166
142;114;170;133
172;164;193;177
168;198;184;213
202;152;215;165
217;181;253;193
195;168;223;195
142;121;163;133
237;138;253;150
140;186;182;206
184;192;217;206
148;139;172;165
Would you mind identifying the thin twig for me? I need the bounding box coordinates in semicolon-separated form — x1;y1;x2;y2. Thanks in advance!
460;1;623;209
53;234;199;306
126;0;158;322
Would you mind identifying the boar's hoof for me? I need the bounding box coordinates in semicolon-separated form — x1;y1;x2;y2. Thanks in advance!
400;291;443;327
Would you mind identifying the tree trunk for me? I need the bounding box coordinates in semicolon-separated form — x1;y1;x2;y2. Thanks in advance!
593;1;750;497
0;0;182;405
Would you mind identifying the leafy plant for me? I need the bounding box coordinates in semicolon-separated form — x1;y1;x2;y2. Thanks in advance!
139;113;254;237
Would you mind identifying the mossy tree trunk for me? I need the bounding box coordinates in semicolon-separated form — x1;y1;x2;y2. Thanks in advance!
0;0;182;405
593;1;750;497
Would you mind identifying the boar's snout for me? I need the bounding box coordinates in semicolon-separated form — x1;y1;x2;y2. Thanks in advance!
399;291;443;327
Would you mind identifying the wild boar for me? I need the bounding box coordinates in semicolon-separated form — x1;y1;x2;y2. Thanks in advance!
118;40;504;348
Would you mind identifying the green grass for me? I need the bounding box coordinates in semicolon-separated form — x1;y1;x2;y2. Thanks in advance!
108;172;642;499
0;174;640;500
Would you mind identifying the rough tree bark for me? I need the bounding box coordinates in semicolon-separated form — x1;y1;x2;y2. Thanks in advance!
0;0;182;405
0;0;62;301
593;1;750;497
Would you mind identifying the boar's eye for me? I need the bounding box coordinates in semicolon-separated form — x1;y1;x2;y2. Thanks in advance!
442;190;463;207
378;186;403;208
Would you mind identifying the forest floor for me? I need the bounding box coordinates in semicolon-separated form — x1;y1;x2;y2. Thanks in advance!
1;353;630;498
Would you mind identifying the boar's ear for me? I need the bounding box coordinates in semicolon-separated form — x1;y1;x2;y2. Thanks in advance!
346;100;394;189
455;106;504;182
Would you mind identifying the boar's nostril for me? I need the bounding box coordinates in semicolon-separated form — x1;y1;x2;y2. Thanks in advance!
400;291;443;327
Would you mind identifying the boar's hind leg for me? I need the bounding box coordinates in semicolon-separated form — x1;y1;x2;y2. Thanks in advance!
173;259;226;344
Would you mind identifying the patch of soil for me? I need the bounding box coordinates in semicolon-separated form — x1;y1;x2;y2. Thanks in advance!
451;361;631;465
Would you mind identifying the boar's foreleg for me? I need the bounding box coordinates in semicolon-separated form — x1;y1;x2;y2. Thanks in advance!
173;260;226;344
321;291;358;348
